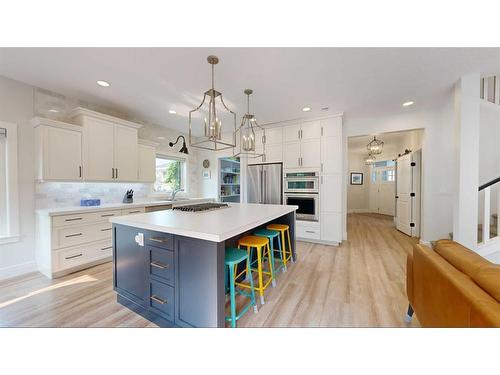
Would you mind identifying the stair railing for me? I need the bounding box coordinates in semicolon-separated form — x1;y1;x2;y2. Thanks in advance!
478;177;500;244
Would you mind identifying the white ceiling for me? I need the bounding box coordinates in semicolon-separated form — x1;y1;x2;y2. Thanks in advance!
1;48;500;134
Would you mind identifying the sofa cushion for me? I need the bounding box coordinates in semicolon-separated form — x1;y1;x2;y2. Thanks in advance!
434;239;492;277
472;265;500;303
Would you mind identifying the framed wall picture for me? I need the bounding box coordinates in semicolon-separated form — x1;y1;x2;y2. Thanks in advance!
202;170;211;179
350;172;363;185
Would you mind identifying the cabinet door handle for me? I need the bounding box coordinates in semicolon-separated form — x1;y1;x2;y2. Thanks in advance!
301;129;303;139
321;176;324;184
101;246;113;251
297;129;300;139
321;163;323;172
65;217;83;222
79;166;82;178
65;253;83;260
101;213;115;217
115;168;118;179
112;168;115;179
128;210;142;214
321;127;323;136
148;237;169;244
150;261;169;269
305;230;316;234
150;295;167;305
65;233;83;238
100;227;112;232
297;157;300;166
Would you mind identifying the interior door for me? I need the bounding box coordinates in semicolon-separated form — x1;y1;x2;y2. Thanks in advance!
114;124;138;181
378;168;396;215
247;165;262;203
396;153;412;236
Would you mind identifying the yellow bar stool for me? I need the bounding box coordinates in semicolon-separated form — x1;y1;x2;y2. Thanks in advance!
266;224;294;268
236;235;275;305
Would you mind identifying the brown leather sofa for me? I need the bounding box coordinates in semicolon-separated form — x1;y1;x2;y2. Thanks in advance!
406;239;500;327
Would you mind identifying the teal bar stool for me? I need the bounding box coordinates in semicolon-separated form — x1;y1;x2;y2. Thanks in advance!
254;228;286;277
225;247;258;328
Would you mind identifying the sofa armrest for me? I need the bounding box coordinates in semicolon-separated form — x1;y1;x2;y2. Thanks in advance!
406;252;414;306
470;300;500;327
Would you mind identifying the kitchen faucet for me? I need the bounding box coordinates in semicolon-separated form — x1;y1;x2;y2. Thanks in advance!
171;188;184;201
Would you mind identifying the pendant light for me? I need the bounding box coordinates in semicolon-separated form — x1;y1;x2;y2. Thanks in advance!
367;136;384;155
188;55;237;151
233;89;265;160
365;152;376;165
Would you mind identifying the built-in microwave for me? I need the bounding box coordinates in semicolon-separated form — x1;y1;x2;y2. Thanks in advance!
284;172;319;193
284;192;319;222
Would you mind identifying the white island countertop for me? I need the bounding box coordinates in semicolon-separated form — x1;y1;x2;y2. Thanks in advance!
109;203;298;242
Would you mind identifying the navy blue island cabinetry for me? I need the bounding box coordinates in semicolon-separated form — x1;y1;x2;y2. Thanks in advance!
111;203;297;328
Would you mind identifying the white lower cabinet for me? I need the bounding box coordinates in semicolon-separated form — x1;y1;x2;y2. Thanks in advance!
36;206;147;279
296;221;321;240
320;213;342;243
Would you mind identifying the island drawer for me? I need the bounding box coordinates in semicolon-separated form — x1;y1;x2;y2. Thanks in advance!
149;247;174;285
144;231;174;250
149;279;174;320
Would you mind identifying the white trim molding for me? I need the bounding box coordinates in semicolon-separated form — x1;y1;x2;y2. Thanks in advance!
0;120;19;244
0;261;36;281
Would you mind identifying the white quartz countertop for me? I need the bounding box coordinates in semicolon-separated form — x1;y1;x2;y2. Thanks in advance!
36;198;213;216
109;203;298;242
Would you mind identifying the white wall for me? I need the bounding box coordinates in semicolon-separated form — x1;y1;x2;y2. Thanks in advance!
347;150;369;212
0;76;36;279
345;96;456;244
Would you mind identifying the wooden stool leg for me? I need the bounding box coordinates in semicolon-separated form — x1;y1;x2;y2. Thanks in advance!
247;256;258;313
228;264;237;328
256;245;265;305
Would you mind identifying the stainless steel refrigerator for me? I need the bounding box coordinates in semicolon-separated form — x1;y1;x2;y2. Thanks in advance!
247;163;283;204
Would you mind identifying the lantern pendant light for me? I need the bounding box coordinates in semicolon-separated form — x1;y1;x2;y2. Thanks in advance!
234;89;266;160
367;136;384;155
188;55;237;151
365;152;376;165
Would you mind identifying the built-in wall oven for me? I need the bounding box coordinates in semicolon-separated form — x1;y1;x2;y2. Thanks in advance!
284;172;319;222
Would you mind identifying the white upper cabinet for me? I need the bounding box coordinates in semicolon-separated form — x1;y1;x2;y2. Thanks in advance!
301;121;321;140
283;140;301;168
320;117;342;174
138;141;158;182
264;127;283;144
114;124;138;181
33;117;82;181
320;117;342;138
82;117;115;181
284;124;301;143
70;107;142;182
301;139;321;168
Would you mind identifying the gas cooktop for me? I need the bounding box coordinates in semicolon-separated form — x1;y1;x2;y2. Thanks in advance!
172;203;229;212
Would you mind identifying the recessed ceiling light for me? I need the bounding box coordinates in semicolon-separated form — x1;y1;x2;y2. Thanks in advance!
402;101;414;107
48;109;59;113
302;106;311;112
168;110;177;114
96;80;110;87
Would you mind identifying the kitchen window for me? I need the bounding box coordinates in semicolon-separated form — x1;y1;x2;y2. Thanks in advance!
153;155;186;193
0;121;19;244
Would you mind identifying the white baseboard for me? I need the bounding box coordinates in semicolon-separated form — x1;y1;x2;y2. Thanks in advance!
0;261;37;281
347;209;371;213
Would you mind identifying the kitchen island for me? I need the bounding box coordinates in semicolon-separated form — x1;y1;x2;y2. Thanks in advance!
110;203;297;328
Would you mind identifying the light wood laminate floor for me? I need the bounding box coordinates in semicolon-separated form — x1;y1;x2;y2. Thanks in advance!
0;213;420;327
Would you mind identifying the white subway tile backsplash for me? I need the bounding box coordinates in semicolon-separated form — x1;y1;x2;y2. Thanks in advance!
36;182;152;209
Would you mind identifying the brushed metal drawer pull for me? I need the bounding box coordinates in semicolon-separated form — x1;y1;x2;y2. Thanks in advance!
305;230;316;234
150;261;169;269
100;227;112;232
101;214;115;217
101;246;113;251
150;295;167;305
65;217;83;222
129;211;141;214
149;237;169;244
65;233;83;238
65;253;83;260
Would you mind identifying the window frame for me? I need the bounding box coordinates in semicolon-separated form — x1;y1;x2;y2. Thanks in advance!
0;120;20;245
150;152;188;197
